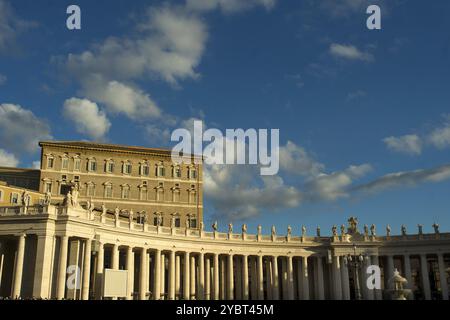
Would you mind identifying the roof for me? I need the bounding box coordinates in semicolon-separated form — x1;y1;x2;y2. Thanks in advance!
39;141;203;159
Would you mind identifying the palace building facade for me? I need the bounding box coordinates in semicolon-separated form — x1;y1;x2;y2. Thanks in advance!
0;141;449;301
0;141;203;229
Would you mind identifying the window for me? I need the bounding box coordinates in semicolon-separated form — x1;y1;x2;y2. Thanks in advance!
188;167;197;180
86;183;95;197
172;184;180;202
175;217;181;228
173;166;181;178
156;163;165;177
156;183;164;202
10;193;19;204
61;175;67;181
74;158;81;171
190;218;197;229
123;162;132;175
61;157;69;170
87;159;97;172
44;182;52;193
189;189;196;204
105;161;115;173
47;157;54;169
137;213;146;225
122;185;130;199
104;184;113;198
140;163;150;176
74;176;80;183
139;187;148;201
153;215;164;226
0;189;3;202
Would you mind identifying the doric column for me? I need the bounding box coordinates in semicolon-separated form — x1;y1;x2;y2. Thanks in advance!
227;253;234;300
190;255;196;299
420;254;431;300
257;255;264;300
438;253;449;300
213;253;219;300
139;248;147;300
176;255;181;299
160;253;165;299
265;259;272;300
169;250;176;300
340;256;350;300
11;234;26;299
281;258;287;299
302;256;310;300
205;256;211;300
371;255;382;300
183;252;190;300
95;241;104;300
403;254;413;299
287;256;294;300
81;239;92;300
315;256;325;300
271;256;279;300
112;244;119;270
332;256;342;300
126;246;134;300
199;252;205;300
242;255;249;300
57;235;69;300
33;234;55;299
364;256;374;300
386;255;394;289
154;249;161;300
0;242;4;290
220;256;226;299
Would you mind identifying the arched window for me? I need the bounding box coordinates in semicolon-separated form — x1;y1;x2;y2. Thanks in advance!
61;154;69;171
87;157;97;172
86;182;95;197
188;185;196;204
140;161;150;176
73;154;81;172
172;165;182;178
156;182;164;201
46;154;55;169
122;161;132;175
121;184;131;199
105;159;115;173
156;162;166;177
104;182;113;198
187;165;197;180
172;183;180;202
139;184;148;201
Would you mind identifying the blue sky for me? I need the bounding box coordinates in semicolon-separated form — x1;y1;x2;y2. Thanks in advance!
1;0;450;236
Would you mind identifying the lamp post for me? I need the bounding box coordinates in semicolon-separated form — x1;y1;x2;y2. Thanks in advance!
343;244;365;300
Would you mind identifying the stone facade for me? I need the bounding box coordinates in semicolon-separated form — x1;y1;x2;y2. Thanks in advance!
37;141;203;229
0;201;449;300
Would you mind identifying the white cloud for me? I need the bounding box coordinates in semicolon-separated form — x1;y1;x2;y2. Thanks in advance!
204;164;302;221
305;164;372;201
428;120;450;149
0;149;19;167
329;43;374;62
63;98;111;140
0;103;52;154
0;73;6;85
186;0;276;14
203;139;372;221
82;76;161;120
31;161;41;169
354;164;450;194
279;141;324;177
64;5;208;85
383;134;422;155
